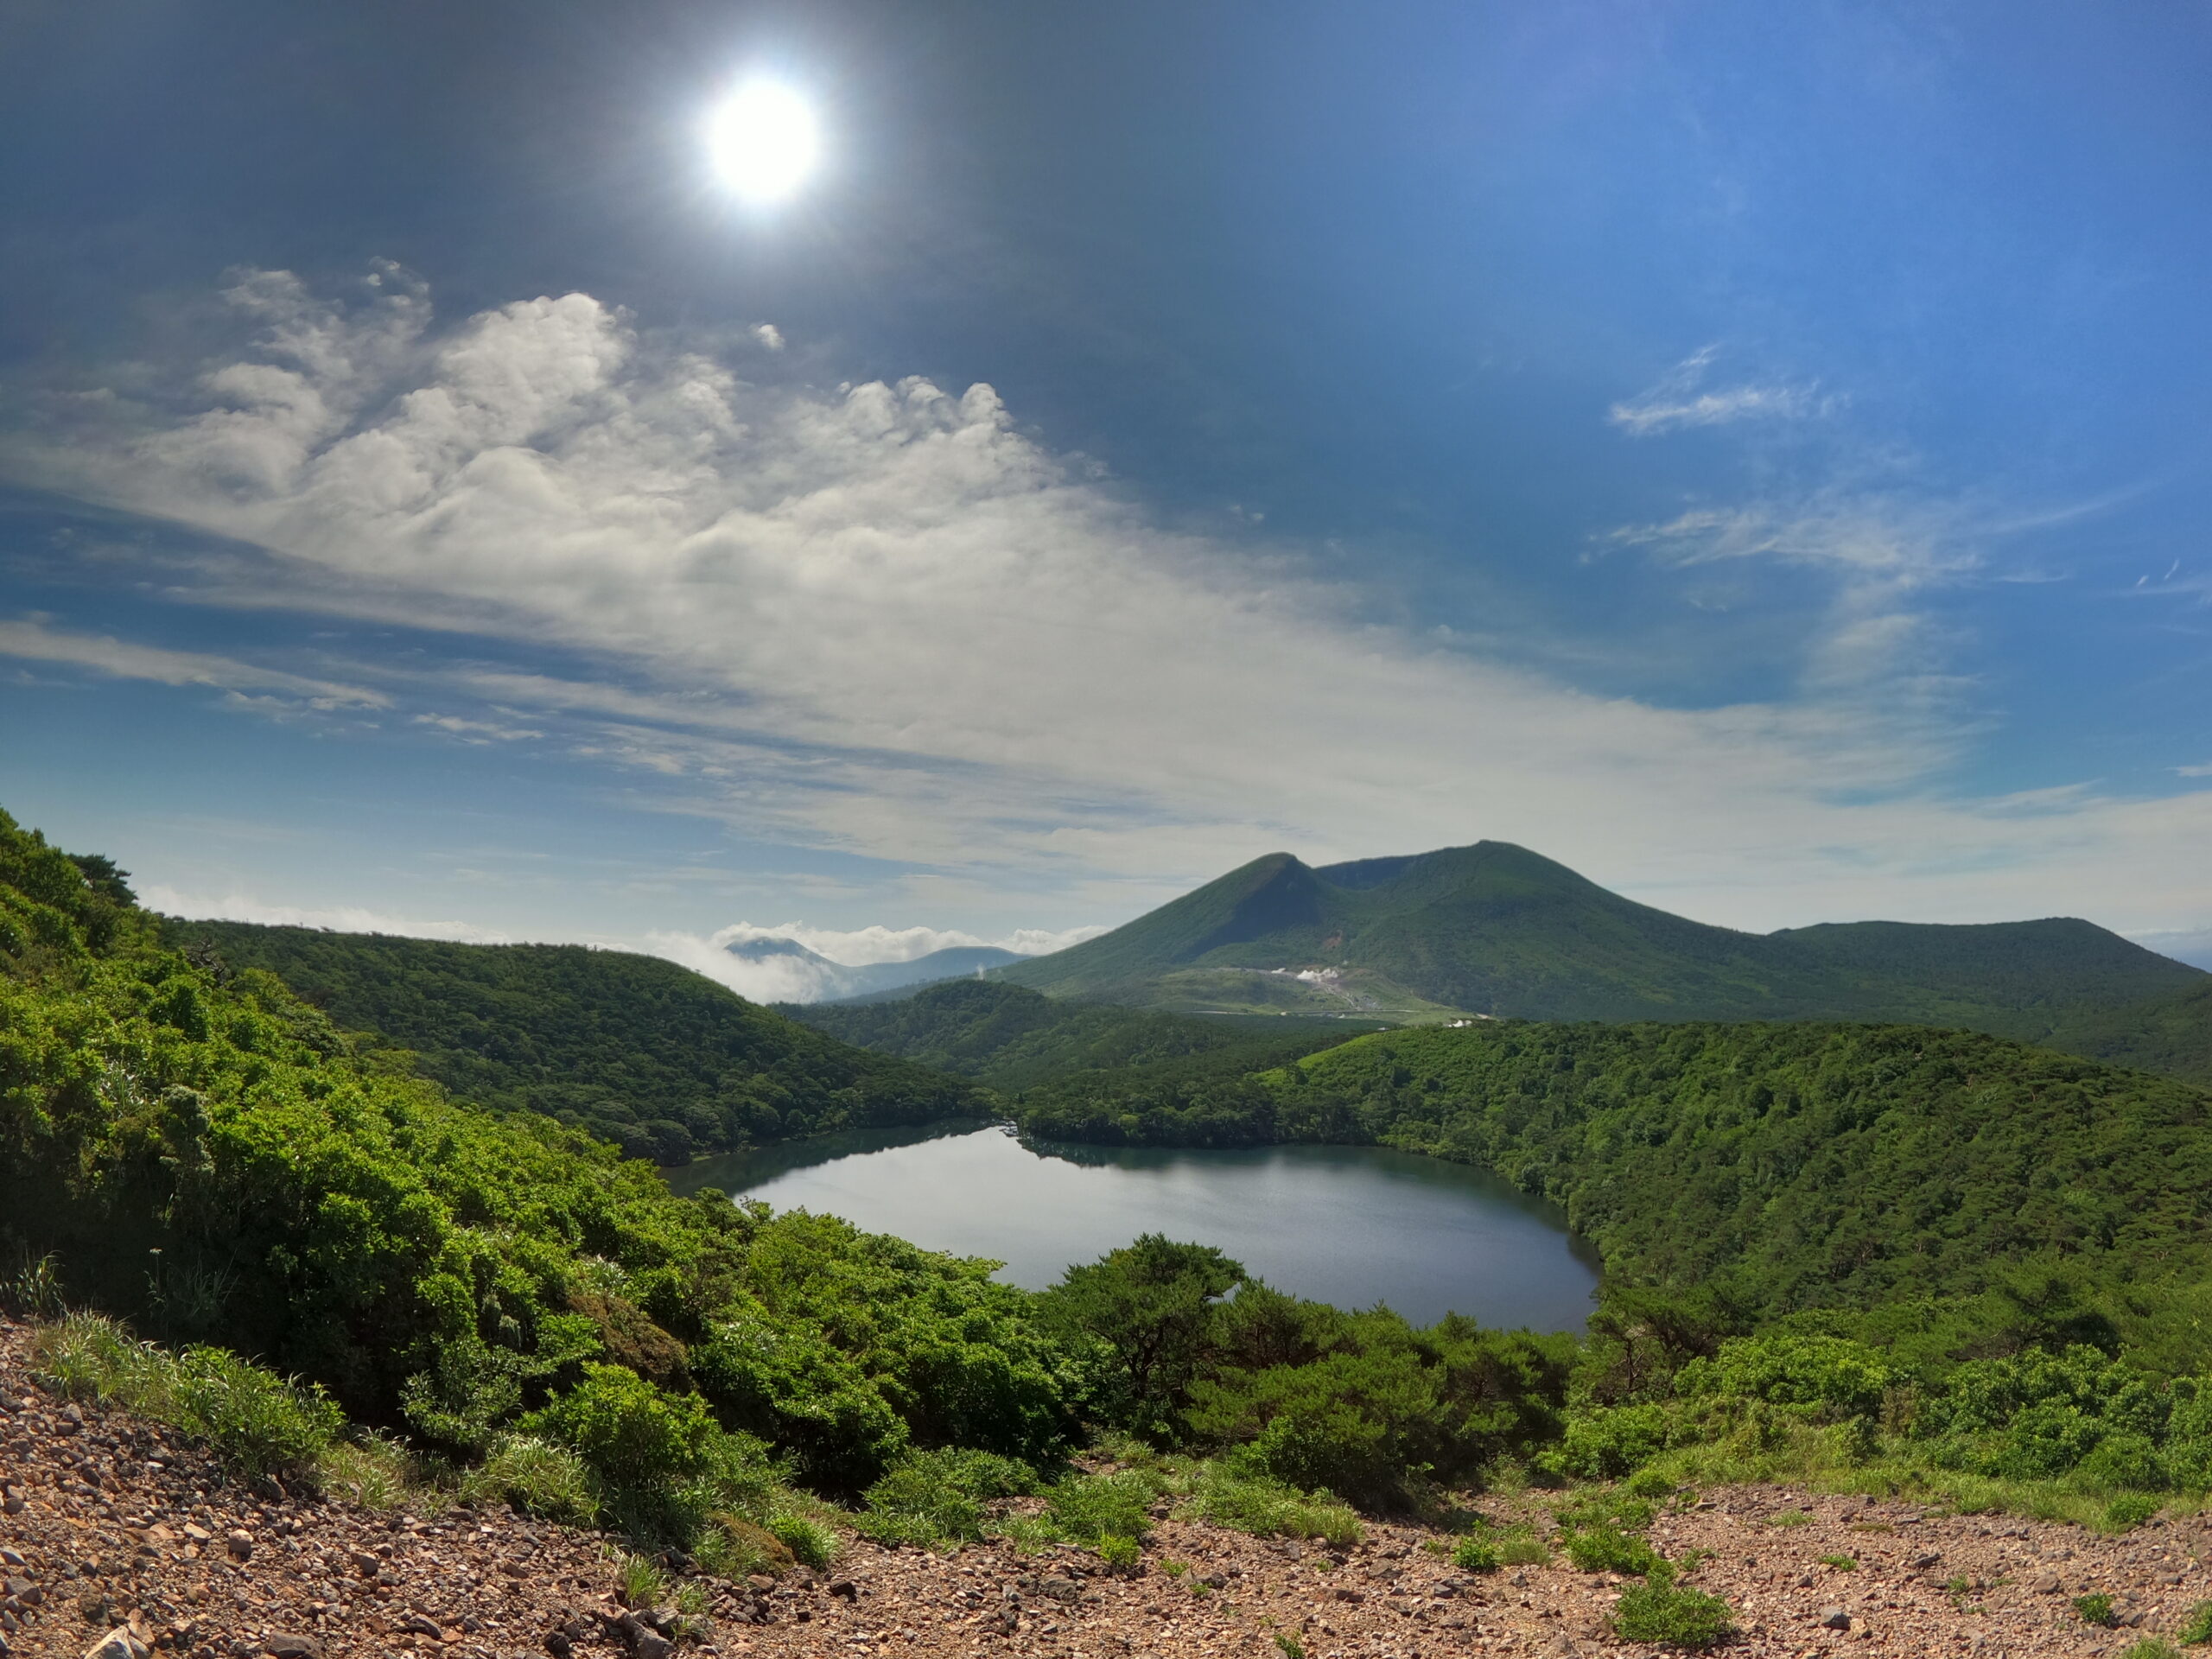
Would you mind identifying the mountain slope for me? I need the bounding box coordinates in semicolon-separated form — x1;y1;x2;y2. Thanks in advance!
996;841;2205;1046
162;919;987;1161
2039;976;2212;1089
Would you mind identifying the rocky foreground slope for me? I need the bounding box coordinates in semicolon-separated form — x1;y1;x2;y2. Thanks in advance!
2;1319;2206;1659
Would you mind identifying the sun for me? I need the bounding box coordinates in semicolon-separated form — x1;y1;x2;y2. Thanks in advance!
705;80;821;206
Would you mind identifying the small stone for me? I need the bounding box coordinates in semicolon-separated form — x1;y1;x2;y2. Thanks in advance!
264;1636;325;1659
543;1633;572;1659
1820;1607;1851;1630
828;1580;858;1601
349;1553;380;1576
182;1527;211;1545
403;1617;445;1640
2032;1573;2060;1593
83;1628;149;1659
1911;1553;1941;1570
225;1531;253;1563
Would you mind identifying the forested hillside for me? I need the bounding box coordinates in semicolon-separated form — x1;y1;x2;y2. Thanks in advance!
160;918;985;1161
786;977;1375;1089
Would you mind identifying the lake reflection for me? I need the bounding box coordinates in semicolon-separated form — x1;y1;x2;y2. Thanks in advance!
667;1122;1599;1332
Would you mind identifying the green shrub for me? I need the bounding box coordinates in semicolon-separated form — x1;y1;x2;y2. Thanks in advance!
2175;1600;2212;1644
769;1513;837;1568
2075;1592;2120;1627
1688;1334;1892;1421
1047;1469;1156;1544
1611;1576;1734;1647
2107;1493;2163;1529
2120;1641;2183;1659
32;1315;340;1481
524;1363;716;1489
461;1434;599;1524
1185;1468;1362;1546
1452;1535;1502;1572
1551;1403;1675;1480
858;1447;1038;1547
1561;1522;1664;1577
1095;1534;1141;1574
174;1346;345;1480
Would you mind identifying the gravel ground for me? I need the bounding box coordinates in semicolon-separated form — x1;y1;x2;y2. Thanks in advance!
3;1319;2205;1659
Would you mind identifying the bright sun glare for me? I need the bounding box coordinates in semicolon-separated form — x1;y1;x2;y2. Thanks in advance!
706;81;821;205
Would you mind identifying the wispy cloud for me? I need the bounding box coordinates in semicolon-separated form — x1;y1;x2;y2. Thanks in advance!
0;616;386;707
1607;345;1835;437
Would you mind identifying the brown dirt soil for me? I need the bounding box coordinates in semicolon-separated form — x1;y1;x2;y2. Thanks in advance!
3;1319;2207;1659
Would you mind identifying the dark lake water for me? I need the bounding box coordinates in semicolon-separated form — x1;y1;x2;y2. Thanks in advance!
666;1122;1599;1332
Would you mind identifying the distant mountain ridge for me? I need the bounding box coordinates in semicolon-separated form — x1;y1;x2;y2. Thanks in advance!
995;841;2208;1051
727;936;1022;1001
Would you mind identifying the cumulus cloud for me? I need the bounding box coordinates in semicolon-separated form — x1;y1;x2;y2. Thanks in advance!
6;270;2212;939
1608;346;1834;437
643;918;1108;1004
141;883;510;943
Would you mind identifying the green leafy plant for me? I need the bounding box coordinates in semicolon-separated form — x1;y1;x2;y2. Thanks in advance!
1611;1574;1734;1647
2120;1641;2183;1659
1819;1554;1858;1571
1272;1636;1306;1659
1769;1508;1813;1528
1095;1535;1141;1574
2075;1592;2120;1628
1560;1522;1664;1577
1452;1535;1502;1572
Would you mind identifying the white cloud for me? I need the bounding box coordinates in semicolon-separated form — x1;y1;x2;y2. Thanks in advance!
1608;346;1834;437
411;711;546;742
7;270;2212;942
143;883;510;943
642;918;1109;1005
753;324;785;352
0;616;386;707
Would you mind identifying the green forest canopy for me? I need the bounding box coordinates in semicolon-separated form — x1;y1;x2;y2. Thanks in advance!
159;918;987;1161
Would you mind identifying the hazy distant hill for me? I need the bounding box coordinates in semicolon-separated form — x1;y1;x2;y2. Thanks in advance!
728;935;1022;1001
162;919;987;1161
995;841;2206;1042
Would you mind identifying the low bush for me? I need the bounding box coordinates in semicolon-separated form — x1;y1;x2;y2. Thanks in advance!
461;1434;599;1524
768;1513;838;1568
1560;1522;1664;1577
1046;1468;1157;1545
856;1448;1039;1547
32;1313;341;1481
1452;1534;1502;1572
1611;1575;1734;1647
1182;1468;1362;1546
2075;1592;2120;1628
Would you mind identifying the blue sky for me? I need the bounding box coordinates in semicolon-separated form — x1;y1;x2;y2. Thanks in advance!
3;0;2210;988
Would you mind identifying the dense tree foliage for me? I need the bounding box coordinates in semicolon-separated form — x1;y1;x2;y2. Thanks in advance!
160;919;986;1160
790;978;1366;1093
